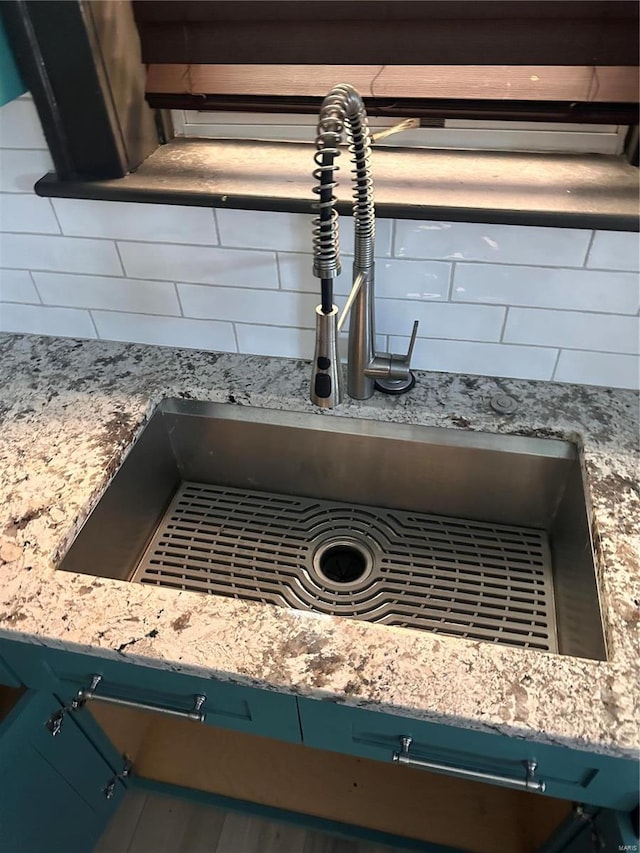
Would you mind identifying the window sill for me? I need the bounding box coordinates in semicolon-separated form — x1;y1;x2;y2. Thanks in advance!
35;138;639;231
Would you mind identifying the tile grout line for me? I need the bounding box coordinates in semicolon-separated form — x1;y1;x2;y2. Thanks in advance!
385;334;635;358
3;284;638;320
582;229;597;269
27;270;43;305
0;147;50;153
87;308;100;339
45;196;63;236
499;307;509;342
231;321;241;354
174;283;186;318
447;261;455;301
211;208;221;246
1;233;635;273
1;300;637;352
113;242;127;277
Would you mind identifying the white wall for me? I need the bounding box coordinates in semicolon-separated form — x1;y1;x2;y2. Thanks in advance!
0;95;638;389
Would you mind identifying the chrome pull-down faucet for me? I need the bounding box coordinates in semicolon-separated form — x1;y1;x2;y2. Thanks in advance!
310;84;419;408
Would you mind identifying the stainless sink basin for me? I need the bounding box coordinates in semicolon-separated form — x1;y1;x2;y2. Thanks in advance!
60;400;605;660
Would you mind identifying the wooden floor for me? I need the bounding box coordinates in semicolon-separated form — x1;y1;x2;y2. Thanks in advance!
94;789;410;853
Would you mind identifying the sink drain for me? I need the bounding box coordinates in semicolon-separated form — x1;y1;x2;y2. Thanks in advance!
314;539;374;587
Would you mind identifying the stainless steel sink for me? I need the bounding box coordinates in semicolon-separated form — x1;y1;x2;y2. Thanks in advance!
60;400;605;660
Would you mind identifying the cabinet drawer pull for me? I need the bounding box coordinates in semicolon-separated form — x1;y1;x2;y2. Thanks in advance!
392;736;546;793
46;675;206;734
75;675;207;722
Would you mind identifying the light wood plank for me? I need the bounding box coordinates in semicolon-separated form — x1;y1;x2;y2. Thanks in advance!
93;790;148;853
127;792;194;853
356;845;404;853
303;831;359;853
146;64;639;104
216;811;309;853
178;801;227;852
92;702;571;853
96;790;412;853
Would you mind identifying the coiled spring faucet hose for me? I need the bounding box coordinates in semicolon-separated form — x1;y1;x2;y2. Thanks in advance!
312;84;375;314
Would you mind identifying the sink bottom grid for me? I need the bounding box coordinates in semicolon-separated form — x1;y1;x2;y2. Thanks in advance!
132;481;558;652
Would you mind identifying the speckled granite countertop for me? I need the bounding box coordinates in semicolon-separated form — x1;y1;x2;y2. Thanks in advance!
0;333;638;759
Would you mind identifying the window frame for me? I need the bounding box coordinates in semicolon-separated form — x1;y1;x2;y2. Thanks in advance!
2;0;638;232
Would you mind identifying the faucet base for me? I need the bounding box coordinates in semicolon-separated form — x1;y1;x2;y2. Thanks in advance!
310;305;344;409
375;372;417;395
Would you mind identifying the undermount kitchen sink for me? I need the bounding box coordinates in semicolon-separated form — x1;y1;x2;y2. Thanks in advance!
60;400;606;661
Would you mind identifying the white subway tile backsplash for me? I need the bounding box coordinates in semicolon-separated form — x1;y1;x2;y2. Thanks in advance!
92;311;236;352
587;231;640;272
504;308;639;354
0;149;53;192
0;98;47;149
53;199;218;245
375;258;451;300
0;302;96;339
179;284;317;327
118;242;278;288
277;252;357;297
235;324;315;359
277;252;450;300
0;234;122;275
453;264;639;315
389;336;558;381
33;272;180;315
217;210;310;252
0;269;40;303
217;209;393;256
0;194;60;234
554;350;639;390
0;129;634;392
278;252;320;293
376;299;505;341
395;220;591;267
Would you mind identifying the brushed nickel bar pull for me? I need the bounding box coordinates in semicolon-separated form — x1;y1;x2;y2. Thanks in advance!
74;675;207;722
392;736;546;793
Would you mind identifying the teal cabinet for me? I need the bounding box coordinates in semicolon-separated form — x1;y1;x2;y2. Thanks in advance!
0;655;21;687
1;636;638;853
297;696;640;811
538;807;639;853
0;17;26;107
0;690;126;853
0;639;302;744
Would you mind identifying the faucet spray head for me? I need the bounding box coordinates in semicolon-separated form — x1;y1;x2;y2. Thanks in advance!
310;305;343;408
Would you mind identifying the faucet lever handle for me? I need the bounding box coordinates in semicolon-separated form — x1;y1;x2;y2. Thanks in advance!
404;320;419;366
367;319;419;394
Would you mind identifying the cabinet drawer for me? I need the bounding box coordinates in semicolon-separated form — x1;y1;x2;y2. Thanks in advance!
0;639;301;744
298;698;640;811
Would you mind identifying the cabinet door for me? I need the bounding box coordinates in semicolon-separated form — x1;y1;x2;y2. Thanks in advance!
0;691;125;853
0;638;301;743
0;655;21;687
298;697;639;811
539;808;639;853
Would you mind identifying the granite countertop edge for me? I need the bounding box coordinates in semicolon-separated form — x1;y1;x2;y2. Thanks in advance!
0;333;638;760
